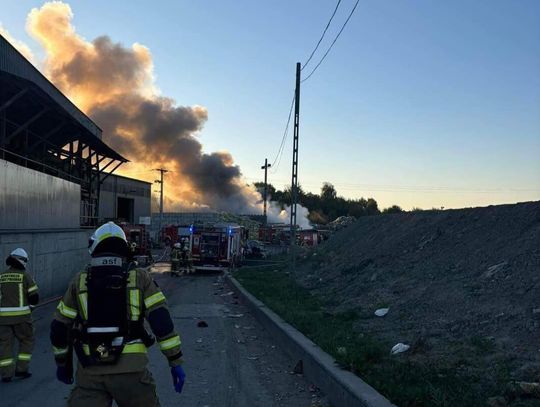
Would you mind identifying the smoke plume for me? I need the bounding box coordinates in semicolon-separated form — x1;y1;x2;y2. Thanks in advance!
267;202;311;229
24;1;253;212
21;1;310;225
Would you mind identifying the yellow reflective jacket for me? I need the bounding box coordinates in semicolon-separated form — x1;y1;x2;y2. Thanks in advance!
53;267;182;375
0;267;39;325
171;248;181;261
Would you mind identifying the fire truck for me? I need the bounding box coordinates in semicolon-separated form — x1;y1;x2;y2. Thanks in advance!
259;224;321;247
161;223;246;271
162;225;191;247
258;224;290;244
298;229;321;246
119;223;153;265
190;223;246;271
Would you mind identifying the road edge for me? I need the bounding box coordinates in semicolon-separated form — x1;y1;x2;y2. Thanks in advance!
225;273;396;407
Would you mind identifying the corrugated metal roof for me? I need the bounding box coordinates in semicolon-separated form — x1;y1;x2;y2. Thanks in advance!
0;34;102;138
101;173;152;186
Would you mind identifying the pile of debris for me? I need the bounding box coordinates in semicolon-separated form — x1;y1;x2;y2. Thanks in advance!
219;212;261;238
327;216;356;231
295;201;540;404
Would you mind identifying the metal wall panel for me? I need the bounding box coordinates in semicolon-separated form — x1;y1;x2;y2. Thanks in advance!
0;159;80;229
98;174;151;222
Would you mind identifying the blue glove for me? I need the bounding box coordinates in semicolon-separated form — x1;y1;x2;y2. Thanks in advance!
171;365;186;393
56;366;73;385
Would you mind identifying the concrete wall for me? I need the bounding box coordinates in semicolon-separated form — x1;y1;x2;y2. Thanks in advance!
0;229;90;299
0;160;88;299
99;174;151;224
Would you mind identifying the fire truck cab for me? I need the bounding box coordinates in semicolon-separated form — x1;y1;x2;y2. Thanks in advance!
190;223;245;271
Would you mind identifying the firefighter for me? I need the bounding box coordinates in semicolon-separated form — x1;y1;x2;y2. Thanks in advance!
0;248;39;382
129;242;137;259
180;238;193;274
171;242;181;277
50;222;186;406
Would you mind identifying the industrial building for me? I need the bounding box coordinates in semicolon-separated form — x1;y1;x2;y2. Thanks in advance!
99;174;151;224
0;34;134;297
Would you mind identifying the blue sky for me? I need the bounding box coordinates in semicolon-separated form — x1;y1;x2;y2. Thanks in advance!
2;0;539;209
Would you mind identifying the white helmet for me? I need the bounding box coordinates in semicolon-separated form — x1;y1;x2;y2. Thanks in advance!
173;243;181;249
8;248;28;268
88;222;128;257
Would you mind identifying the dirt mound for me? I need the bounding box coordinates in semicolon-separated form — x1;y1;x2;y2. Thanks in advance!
296;201;540;391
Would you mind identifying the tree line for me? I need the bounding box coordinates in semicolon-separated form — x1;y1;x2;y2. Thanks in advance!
254;182;405;224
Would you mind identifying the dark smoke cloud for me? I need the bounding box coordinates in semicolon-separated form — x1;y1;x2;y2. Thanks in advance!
27;1;260;212
54;36;147;92
90;95;255;212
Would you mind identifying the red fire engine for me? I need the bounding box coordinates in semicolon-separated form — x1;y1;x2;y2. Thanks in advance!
161;223;246;271
190;223;246;271
258;224;289;244
119;223;152;264
298;229;321;246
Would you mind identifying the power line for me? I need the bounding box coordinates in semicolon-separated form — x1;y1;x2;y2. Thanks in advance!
302;0;360;83
270;93;295;172
302;0;342;71
271;133;288;173
270;0;352;175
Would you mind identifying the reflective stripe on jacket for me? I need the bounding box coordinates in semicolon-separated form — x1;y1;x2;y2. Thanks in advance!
0;267;38;324
171;249;180;261
52;267;182;374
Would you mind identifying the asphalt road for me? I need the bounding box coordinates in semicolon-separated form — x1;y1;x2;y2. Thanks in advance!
2;263;322;407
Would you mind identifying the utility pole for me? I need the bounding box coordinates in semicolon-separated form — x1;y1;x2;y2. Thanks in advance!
154;168;168;244
290;62;301;266
261;158;271;224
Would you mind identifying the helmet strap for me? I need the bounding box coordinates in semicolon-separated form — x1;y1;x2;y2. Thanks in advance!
6;256;25;270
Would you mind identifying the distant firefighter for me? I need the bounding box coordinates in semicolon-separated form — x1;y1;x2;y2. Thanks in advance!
0;248;39;382
171;239;192;277
171;242;182;276
180;238;193;274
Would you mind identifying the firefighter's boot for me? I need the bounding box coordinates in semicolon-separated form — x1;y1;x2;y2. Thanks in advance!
170;261;176;277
